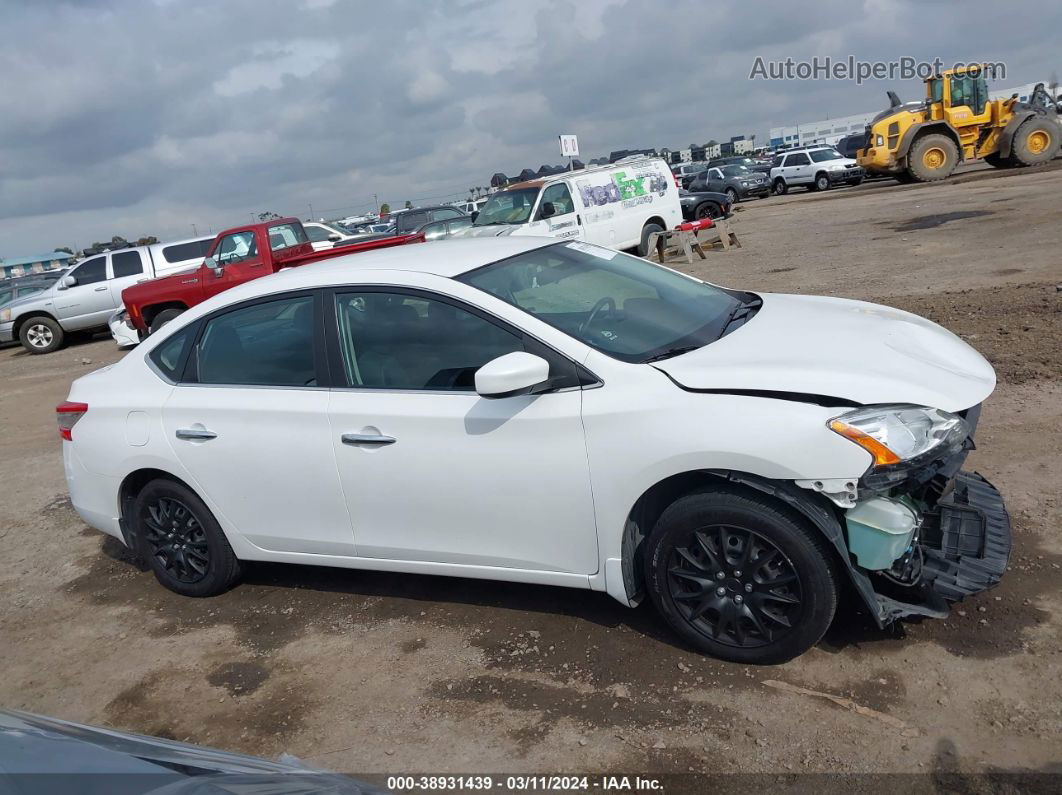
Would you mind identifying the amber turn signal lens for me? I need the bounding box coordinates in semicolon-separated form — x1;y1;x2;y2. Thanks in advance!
828;419;902;466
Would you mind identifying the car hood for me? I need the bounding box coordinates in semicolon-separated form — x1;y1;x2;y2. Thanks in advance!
1;289;56;314
457;224;526;238
652;293;995;412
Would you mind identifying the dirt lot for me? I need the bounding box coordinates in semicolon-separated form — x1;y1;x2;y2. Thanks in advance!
1;166;1060;785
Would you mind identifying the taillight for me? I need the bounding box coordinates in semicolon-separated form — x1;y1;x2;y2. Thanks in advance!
57;402;88;441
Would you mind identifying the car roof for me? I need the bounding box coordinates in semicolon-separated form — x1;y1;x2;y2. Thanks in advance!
223;237;557;300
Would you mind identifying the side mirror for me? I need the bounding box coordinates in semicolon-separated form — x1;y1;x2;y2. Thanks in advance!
328;234;341;242
61;275;77;288
539;202;556;219
470;211;479;222
475;352;550;399
204;256;222;276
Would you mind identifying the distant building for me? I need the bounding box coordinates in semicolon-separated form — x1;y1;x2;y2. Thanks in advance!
1;251;74;280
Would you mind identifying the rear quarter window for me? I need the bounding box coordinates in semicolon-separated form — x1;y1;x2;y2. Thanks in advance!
149;327;194;382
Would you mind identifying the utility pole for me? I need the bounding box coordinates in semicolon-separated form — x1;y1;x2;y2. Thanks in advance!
308;202;314;221
191;223;197;237
373;193;379;214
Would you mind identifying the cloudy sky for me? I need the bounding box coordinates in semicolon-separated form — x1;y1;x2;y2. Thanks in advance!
1;0;1058;254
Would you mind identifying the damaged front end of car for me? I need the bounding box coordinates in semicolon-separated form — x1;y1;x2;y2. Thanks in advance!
802;402;1012;627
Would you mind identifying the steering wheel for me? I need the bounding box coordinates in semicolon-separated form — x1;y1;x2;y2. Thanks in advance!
579;296;616;335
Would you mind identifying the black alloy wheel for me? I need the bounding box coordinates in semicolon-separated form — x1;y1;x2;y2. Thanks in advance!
141;496;210;584
667;524;803;649
131;478;242;596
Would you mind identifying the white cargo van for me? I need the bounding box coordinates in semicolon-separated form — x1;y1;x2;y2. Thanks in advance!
460;158;681;255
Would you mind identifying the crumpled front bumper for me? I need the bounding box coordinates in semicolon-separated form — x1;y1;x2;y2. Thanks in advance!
872;470;1012;625
108;310;140;347
0;320;14;343
919;471;1012;601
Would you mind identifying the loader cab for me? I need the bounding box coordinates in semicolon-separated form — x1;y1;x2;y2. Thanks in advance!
927;69;992;129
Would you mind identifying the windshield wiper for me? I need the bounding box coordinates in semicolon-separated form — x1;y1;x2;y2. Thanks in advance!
715;296;763;340
642;345;702;364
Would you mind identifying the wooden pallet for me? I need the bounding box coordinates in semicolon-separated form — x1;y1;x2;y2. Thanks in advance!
646;219;741;264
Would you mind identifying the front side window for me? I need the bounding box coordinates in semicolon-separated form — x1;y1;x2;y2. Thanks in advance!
333;291;527;391
111;250;144;278
195;295;316;386
70;257;106;285
215;231;257;265
809;149;843;162
786;153;810;166
460;242;746;363
473;188;540;226
929;77;944;103
539;183;575;217
431;208;463;221
267;222;307;251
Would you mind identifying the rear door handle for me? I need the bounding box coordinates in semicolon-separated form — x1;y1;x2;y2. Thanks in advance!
341;433;396;446
176;428;217;441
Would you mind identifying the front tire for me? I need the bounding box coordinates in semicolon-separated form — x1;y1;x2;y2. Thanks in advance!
725;188;739;204
907;133;959;182
772;179;788;195
645;488;838;664
813;172;830;191
149;308;184;335
637;222;665;257
19;316;64;354
132;479;242;597
695;202;721;220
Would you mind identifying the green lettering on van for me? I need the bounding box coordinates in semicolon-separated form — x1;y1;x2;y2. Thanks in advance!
612;171;647;199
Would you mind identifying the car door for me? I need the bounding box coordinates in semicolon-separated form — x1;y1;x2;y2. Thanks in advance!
53;256;114;330
532;182;583;242
202;229;265;299
160;291;355;556
107;249;149;306
704;168;727;192
783;152;812;184
325;287;599;574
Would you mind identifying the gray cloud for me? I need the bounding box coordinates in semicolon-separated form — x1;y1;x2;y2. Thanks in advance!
0;0;1058;252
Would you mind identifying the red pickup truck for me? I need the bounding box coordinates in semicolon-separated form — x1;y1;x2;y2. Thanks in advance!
121;217;421;335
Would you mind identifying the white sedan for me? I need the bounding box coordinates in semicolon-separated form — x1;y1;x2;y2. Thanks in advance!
60;237;1010;663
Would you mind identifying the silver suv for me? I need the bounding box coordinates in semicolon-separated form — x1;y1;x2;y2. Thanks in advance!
769;146;865;195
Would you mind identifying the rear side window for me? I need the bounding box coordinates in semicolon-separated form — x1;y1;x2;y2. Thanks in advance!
195;295;317;387
111;250;144;278
162;239;212;264
267;223;308;251
304;225;333;243
149;327;193;382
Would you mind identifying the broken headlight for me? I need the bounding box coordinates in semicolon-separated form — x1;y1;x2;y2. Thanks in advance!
829;405;968;488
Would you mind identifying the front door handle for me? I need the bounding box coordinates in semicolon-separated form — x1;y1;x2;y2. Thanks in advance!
94;286;108;292
176;428;217;441
341;433;396;446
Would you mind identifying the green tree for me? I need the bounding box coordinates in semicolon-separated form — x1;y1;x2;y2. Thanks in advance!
404;200;412;209
54;246;74;255
257;211;281;221
379;202;391;215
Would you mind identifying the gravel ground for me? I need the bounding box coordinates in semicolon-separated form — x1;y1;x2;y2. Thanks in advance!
1;165;1060;785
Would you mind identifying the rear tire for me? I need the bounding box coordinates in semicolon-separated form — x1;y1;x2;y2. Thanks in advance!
1010;116;1060;166
149;308;184;335
637;222;665;257
19;316;64;354
907;133;959;182
132;479;242;597
644;487;838;664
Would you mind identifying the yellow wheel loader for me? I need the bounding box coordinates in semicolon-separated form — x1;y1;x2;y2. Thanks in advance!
858;66;1061;183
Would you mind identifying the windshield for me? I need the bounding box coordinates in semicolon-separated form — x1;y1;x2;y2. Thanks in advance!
722;165;751;177
459;242;747;363
810;149;843;162
473;188;541;226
